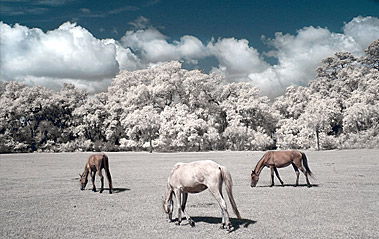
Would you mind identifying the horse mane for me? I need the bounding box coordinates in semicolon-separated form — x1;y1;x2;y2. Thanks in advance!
253;152;268;175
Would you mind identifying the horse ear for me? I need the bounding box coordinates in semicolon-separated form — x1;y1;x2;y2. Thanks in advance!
79;174;82;178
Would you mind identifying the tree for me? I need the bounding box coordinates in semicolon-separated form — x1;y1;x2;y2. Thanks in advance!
219;82;276;150
72;93;110;150
159;104;208;151
273;85;311;119
360;39;379;71
312;52;356;97
121;105;160;153
300;95;342;150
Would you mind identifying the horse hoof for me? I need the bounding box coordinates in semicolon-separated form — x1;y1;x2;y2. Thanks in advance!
100;190;103;193
189;220;195;227
109;191;112;194
222;224;233;232
175;222;181;226
92;189;97;192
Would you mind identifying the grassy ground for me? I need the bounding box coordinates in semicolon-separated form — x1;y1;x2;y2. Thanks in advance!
1;149;378;238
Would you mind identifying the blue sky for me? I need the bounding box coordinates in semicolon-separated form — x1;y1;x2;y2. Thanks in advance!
1;0;379;97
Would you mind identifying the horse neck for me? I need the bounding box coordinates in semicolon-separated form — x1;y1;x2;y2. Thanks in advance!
164;183;173;201
82;164;89;177
254;154;267;176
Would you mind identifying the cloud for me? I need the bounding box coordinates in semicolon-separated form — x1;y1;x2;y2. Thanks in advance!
33;0;75;6
120;27;208;64
128;16;151;29
107;6;139;15
80;8;91;14
248;17;379;97
207;37;270;81
343;16;379;52
1;16;378;96
0;5;48;16
0;22;120;93
103;39;143;71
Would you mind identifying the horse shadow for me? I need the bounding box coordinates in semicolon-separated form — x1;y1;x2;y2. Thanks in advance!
81;187;131;193
191;216;256;232
110;187;131;193
257;183;319;188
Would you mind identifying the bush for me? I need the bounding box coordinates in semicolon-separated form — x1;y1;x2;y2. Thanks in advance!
338;128;379;149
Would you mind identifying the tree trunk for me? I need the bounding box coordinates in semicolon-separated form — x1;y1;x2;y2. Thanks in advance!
316;129;320;151
148;132;153;153
149;138;153;153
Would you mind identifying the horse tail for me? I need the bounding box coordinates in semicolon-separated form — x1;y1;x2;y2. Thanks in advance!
102;153;108;168
102;153;113;190
301;152;313;177
220;166;242;220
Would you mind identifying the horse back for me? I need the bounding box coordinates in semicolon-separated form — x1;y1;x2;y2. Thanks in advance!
269;150;302;167
168;160;220;192
87;153;107;171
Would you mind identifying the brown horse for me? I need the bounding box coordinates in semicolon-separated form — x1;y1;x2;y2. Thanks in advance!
80;153;113;194
250;150;313;187
163;160;241;231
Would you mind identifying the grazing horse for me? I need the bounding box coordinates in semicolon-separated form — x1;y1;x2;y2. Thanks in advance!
162;160;242;231
80;153;113;194
250;150;313;187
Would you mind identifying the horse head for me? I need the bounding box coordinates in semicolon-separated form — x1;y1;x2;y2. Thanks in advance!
162;194;173;221
250;171;259;187
79;173;88;190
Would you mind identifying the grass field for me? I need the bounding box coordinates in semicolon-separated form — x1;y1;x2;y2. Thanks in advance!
1;149;378;238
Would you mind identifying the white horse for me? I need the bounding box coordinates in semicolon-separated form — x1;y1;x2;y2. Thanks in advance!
162;160;241;231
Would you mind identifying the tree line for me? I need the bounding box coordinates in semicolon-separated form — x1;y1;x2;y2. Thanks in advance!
1;40;378;153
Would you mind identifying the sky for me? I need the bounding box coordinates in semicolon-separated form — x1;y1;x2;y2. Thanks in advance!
1;0;379;97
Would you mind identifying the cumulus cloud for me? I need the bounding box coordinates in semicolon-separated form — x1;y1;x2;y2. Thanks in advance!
1;16;378;96
0;21;120;92
207;37;270;81
248;17;379;97
343;16;379;52
120;28;208;64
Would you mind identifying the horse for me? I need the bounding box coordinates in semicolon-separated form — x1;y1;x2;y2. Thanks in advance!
250;150;313;188
80;153;113;194
162;160;242;231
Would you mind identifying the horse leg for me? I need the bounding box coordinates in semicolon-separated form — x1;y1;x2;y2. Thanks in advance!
273;167;284;186
292;163;300;186
209;186;231;231
298;165;311;187
181;193;195;227
98;170;104;193
91;171;96;192
105;168;113;194
173;188;183;225
270;167;275;187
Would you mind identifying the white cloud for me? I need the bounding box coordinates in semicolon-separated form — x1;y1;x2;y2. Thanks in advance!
128;16;151;29
120;28;208;63
343;16;379;53
248;17;379;97
103;38;142;71
207;37;270;81
1;16;378;96
0;21;120;93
